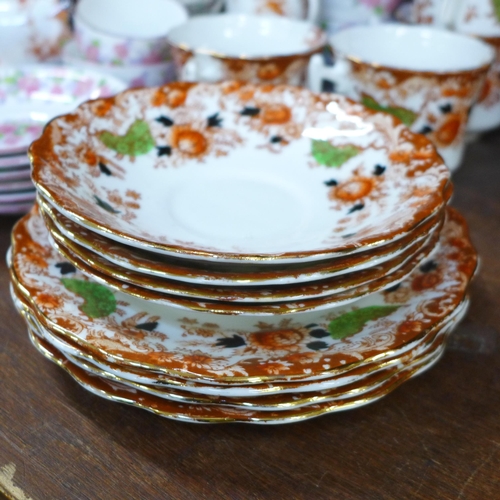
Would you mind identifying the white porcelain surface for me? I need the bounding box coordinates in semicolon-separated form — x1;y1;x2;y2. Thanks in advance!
168;14;323;58
319;0;401;34
74;0;188;65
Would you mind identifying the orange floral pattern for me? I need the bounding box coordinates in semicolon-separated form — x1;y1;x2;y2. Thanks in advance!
10;205;476;381
30;82;450;262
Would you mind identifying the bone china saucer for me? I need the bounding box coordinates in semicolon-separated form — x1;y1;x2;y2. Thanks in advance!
9;206;476;383
44;206;442;303
40;196;447;286
30;81;450;263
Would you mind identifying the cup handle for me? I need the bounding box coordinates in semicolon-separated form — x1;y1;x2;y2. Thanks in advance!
180;57;198;81
306;0;320;23
307;53;352;95
181;53;223;82
436;0;465;28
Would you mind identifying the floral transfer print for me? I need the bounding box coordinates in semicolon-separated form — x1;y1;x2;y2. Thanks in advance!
30;82;450;260
0;67;124;153
10;205;476;381
350;62;488;152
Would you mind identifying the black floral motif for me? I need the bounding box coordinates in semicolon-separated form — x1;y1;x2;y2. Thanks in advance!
308;328;329;339
157;146;172;157
55;262;76;275
420;260;438;273
99;162;112;176
215;335;246;348
324;179;338;186
348;203;364;214
240;106;260;116
385;283;401;293
94;195;119;214
207;112;222;127
156;116;174;127
373;164;386;176
440;103;453;114
135;321;159;331
342;233;356;238
270;135;283;143
419;125;433;135
307;341;329;351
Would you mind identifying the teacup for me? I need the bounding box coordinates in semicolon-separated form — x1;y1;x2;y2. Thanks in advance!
466;36;500;132
412;0;500;34
0;0;71;64
168;14;326;86
411;0;500;133
308;24;494;171
177;0;223;15
62;41;175;89
73;0;188;66
225;0;320;22
319;0;402;35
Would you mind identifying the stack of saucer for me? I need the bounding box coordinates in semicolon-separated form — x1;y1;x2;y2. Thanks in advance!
9;82;477;423
0;65;126;215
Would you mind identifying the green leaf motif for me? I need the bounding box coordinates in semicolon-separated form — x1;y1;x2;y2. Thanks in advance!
361;95;418;127
100;119;155;156
493;0;500;22
311;140;360;167
61;278;117;318
328;305;400;340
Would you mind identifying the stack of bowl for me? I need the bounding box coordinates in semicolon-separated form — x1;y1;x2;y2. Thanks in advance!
63;0;188;88
0;65;125;215
9;82;477;423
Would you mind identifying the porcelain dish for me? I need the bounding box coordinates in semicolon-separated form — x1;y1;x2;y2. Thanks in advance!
30;82;450;263
0;65;126;214
12;82;474;424
39;196;448;286
9;205;476;382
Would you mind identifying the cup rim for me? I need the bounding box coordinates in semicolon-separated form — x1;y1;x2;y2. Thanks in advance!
167;13;327;61
330;23;495;77
75;0;188;42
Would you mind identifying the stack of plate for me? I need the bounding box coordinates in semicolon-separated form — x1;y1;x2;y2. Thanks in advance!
9;82;477;424
0;65;126;215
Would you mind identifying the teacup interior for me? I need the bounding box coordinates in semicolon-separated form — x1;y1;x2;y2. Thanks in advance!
331;24;494;72
168;14;325;58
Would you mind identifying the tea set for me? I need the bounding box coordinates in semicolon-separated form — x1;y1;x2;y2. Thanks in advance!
1;0;496;423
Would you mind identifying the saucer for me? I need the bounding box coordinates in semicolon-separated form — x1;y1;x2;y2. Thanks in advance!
31;81;450;263
9;205;477;382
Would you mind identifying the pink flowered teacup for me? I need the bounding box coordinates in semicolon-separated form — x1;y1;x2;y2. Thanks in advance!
74;0;188;66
